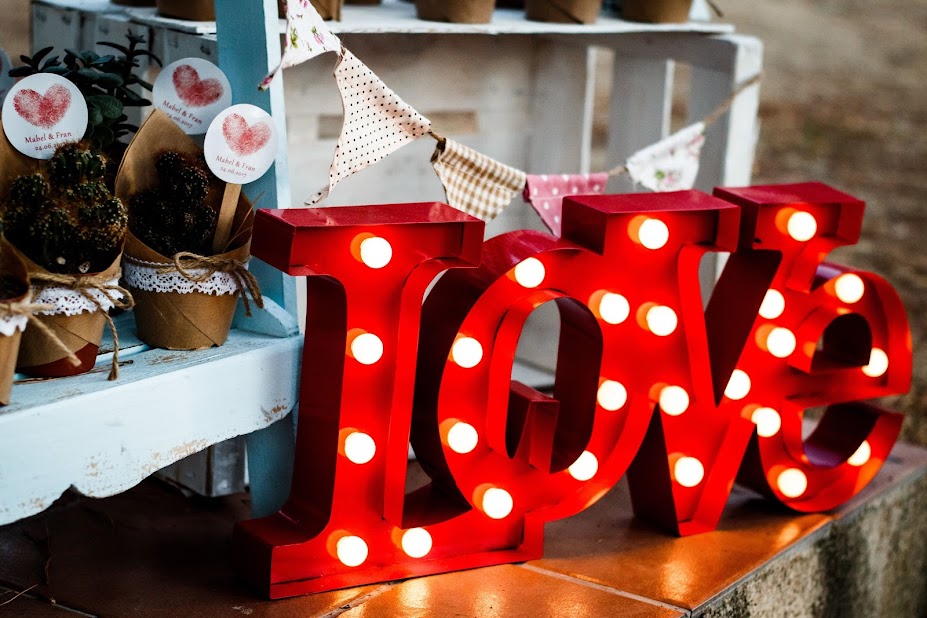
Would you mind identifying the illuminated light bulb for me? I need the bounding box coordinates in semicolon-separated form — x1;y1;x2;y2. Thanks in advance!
447;421;479;454
766;327;797;358
568;451;599;481
674;456;705;488
751;407;782;438
777;468;808;498
597;380;628;411
638;218;669;250
786;211;817;242
659;385;690;416
350;332;383;365
645;305;678;337
847;440;871;467
862;348;889;378
359;236;392;269
724;369;751;401
513;257;545;288
344;432;376;464
759;289;786;320
598;292;630;325
834;273;865;304
336;535;368;567
481;487;514;520
401;528;433;559
451;337;483;369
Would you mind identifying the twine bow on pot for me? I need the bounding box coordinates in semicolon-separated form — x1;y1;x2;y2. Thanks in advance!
158;252;264;317
30;272;135;381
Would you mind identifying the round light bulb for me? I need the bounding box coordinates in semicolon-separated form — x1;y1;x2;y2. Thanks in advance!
598;292;630;325
514;258;545;288
659;385;690;416
759;289;786;320
451;337;483;369
351;332;383;365
834;273;865;304
777;468;808;498
567;451;599;481
359;236;392;269
862;348;889;378
847;440;871;467
766;327;797;358
401;528;433;559
597;380;628;411
751;407;782;438
344;432;376;464
481;487;513;520
336;535;368;567
674;456;705;488
447;422;479;454
787;211;817;242
724;369;751;401
638;218;669;250
645;305;678;337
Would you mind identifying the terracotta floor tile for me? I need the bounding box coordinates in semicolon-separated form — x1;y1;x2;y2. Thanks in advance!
339;564;682;618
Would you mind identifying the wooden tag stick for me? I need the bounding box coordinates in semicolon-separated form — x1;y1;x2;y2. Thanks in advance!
213;182;242;254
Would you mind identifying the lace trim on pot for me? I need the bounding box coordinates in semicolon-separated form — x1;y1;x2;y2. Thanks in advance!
0;291;32;336
33;278;124;317
123;258;243;296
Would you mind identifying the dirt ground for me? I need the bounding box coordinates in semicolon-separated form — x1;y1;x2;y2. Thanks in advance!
1;0;925;444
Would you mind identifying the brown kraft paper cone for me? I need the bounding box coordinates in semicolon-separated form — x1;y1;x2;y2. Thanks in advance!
621;0;691;23
0;331;22;405
15;255;123;378
0;241;31;404
525;0;602;23
416;0;495;23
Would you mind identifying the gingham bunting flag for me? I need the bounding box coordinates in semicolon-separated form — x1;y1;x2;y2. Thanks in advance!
523;172;610;237
260;0;342;90
308;49;432;204
431;139;527;221
626;122;706;192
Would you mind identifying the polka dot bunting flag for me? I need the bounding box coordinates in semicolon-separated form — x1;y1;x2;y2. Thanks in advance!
308;48;432;204
522;172;610;237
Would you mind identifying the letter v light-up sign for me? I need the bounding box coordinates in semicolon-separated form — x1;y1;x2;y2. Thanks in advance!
236;184;911;599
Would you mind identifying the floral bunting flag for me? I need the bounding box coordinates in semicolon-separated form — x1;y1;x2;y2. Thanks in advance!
308;49;431;204
431;139;527;221
626;122;706;192
260;0;342;90
523;172;610;236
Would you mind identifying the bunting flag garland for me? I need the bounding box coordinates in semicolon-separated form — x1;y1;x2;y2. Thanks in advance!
523;172;610;236
431;138;527;221
308;49;432;204
260;0;342;90
625;122;707;192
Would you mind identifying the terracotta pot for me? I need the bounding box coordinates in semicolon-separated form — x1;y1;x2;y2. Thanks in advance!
416;0;495;23
0;243;30;405
526;0;601;23
621;0;692;23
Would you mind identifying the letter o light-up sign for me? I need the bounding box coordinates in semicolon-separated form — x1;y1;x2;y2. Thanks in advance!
237;183;911;598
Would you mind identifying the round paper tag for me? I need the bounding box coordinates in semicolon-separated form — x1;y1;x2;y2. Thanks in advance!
1;73;88;160
153;58;232;135
204;104;278;184
0;49;15;108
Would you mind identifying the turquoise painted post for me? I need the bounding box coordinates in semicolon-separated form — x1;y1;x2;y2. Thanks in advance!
215;0;298;516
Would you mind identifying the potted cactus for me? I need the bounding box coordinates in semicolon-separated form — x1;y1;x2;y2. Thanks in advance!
526;0;602;23
416;0;496;23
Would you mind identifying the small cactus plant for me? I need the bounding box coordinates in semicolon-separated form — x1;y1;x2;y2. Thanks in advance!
3;143;127;274
128;151;218;257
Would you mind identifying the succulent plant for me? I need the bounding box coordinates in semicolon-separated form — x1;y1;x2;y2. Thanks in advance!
2;143;127;274
128;151;218;257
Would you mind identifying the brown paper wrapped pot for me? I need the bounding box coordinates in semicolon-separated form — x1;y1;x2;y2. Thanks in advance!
525;0;601;23
621;0;691;23
416;0;495;23
0;241;31;404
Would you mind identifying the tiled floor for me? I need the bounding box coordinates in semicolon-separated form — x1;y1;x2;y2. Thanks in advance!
0;442;925;617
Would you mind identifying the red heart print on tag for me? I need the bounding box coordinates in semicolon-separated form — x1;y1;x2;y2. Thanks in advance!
13;84;71;129
172;64;223;108
222;114;271;156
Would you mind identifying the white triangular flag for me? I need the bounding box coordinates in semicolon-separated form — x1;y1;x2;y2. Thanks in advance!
626;122;706;192
260;1;342;90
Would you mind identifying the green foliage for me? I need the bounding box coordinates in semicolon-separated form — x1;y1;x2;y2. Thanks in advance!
10;34;162;155
129;151;218;257
3;143;127;274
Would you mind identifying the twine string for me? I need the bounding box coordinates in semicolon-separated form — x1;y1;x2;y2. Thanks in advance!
157;252;265;318
31;271;135;381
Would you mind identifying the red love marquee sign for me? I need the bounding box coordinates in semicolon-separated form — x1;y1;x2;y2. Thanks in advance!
236;183;910;598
